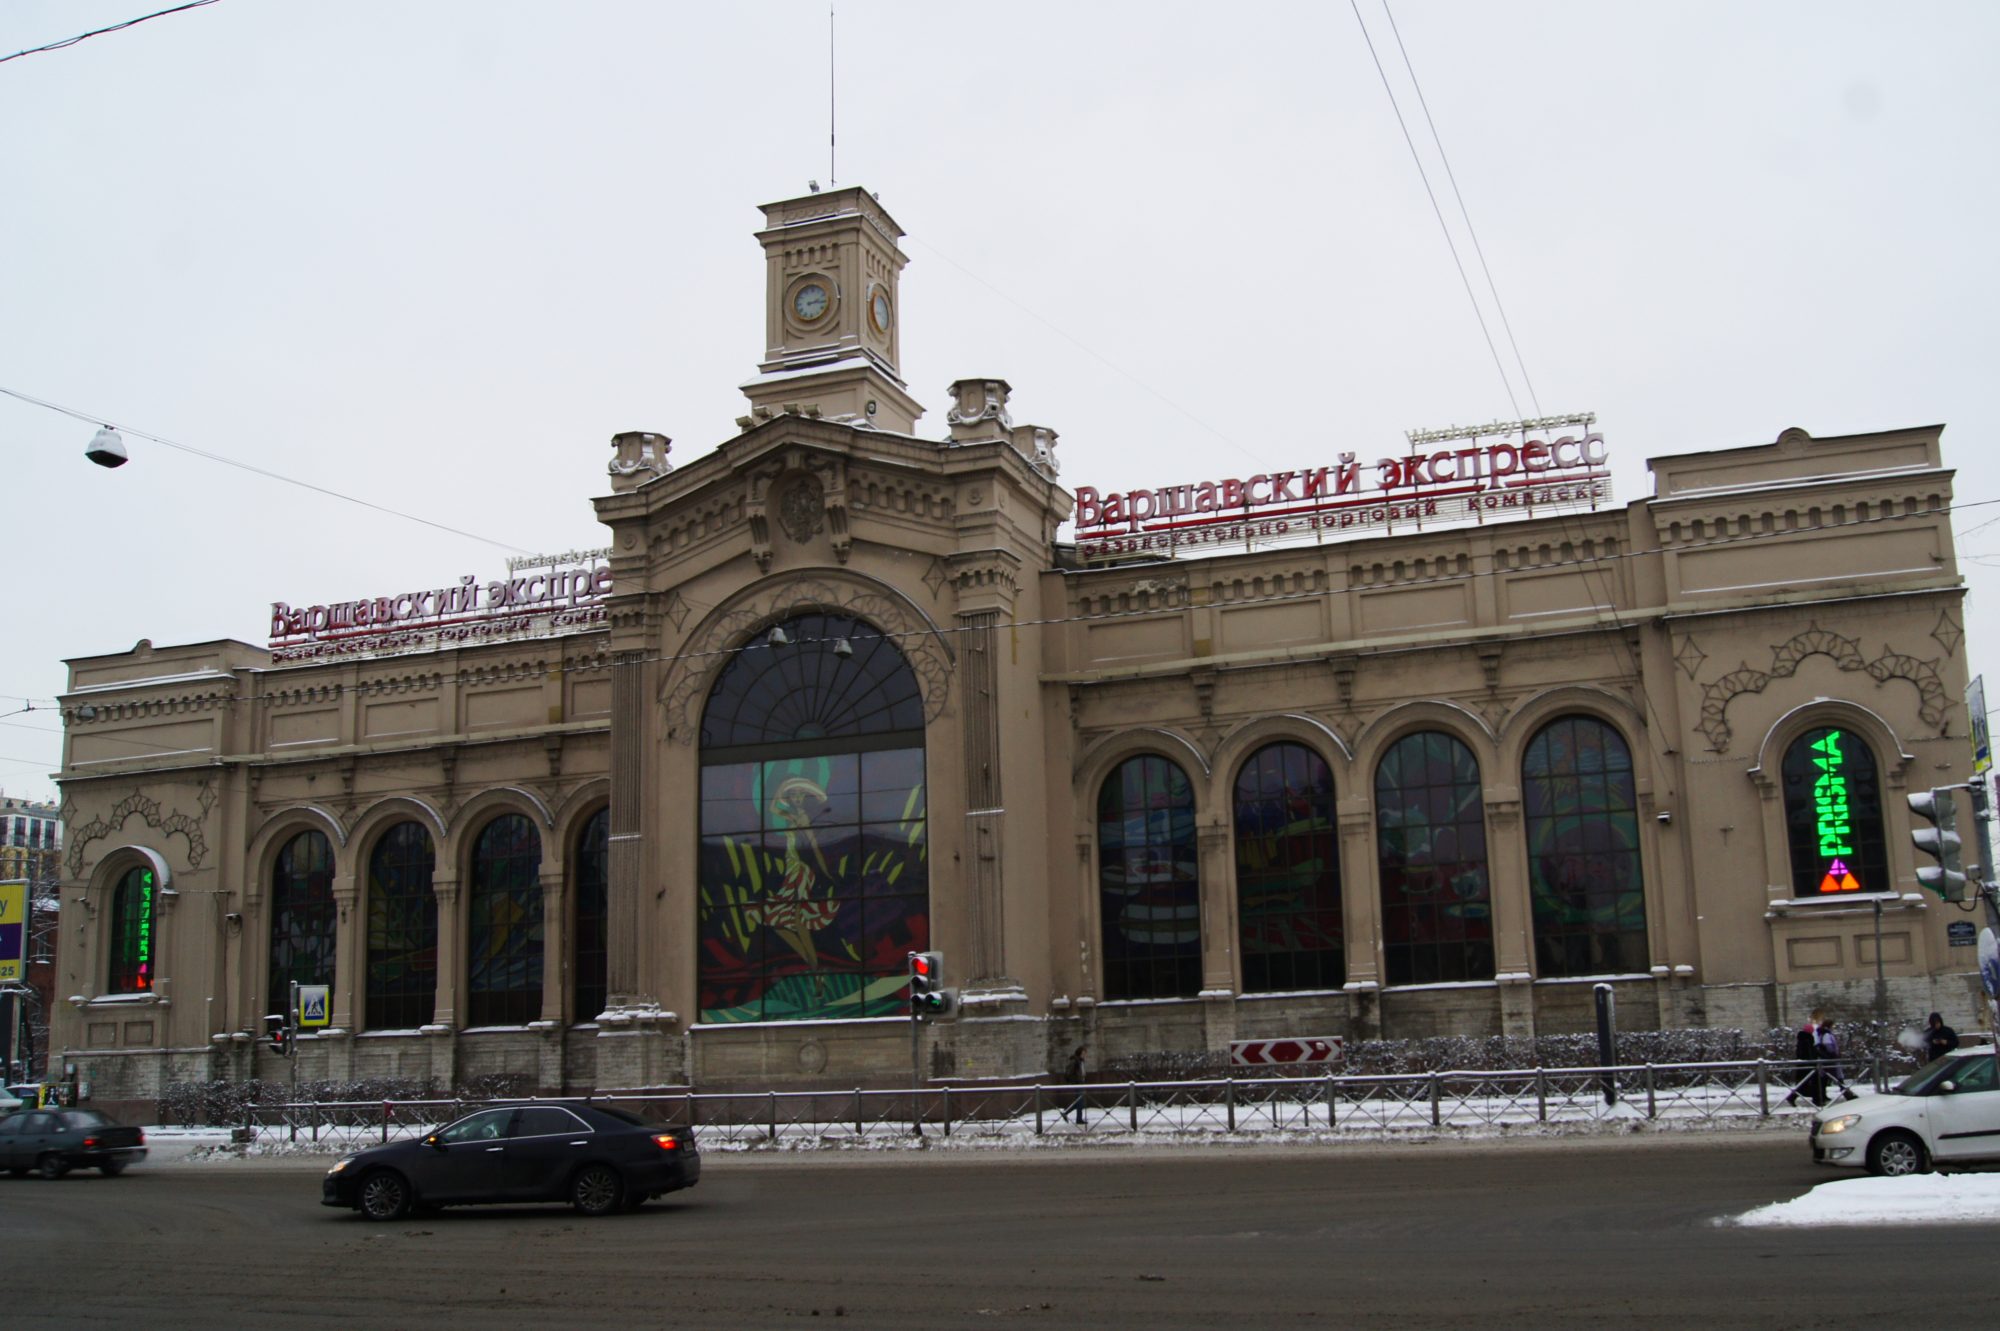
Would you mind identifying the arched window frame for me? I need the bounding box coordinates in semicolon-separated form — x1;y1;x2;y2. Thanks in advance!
365;820;438;1031
467;812;544;1027
106;863;157;995
1098;753;1202;1001
697;612;931;1024
1521;714;1649;978
1373;730;1494;986
268;829;336;1020
572;805;609;1024
1232;741;1343;993
1779;723;1892;898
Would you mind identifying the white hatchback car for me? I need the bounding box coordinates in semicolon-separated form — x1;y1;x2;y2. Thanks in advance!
1811;1046;2000;1176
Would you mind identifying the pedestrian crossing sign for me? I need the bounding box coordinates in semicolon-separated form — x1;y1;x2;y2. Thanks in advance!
298;984;331;1028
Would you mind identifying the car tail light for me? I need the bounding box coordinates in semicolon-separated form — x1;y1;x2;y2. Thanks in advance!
652;1133;679;1151
83;1137;99;1148
138;1131;146;1145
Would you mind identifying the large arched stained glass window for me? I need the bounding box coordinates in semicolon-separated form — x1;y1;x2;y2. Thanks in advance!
573;806;609;1022
1234;743;1343;992
1781;725;1890;897
1523;716;1647;976
366;821;437;1030
1099;755;1201;1000
698;612;929;1023
269;829;336;1019
107;864;157;994
469;814;544;1026
1375;731;1493;985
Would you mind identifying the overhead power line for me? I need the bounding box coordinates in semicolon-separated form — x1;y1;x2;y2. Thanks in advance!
0;385;531;554
0;0;221;67
1348;0;1521;418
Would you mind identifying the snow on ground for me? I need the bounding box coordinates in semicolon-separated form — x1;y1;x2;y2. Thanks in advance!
1733;1174;2000;1227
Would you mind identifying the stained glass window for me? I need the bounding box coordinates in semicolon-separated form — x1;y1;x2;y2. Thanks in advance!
1375;731;1493;985
107;864;156;994
1234;743;1343;992
698;615;929;1023
468;814;544;1026
573;806;609;1023
1099;755;1201;1000
1781;725;1890;897
1523;716;1648;976
366;821;437;1030
269;830;336;1019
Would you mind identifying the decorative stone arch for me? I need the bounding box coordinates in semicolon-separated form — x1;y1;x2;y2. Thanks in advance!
1211;713;1353;805
244;805;346;908
660;572;955;744
1698;623;1947;752
83;844;174;998
347;795;449;868
1497;685;1650;783
1073;726;1213;804
550;777;611;853
445;786;556;876
1352;699;1500;785
1747;699;1913;903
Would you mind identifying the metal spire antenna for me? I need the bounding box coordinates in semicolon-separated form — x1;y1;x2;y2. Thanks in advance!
828;2;837;186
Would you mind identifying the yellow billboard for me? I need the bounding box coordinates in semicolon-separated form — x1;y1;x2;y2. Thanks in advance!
0;880;25;983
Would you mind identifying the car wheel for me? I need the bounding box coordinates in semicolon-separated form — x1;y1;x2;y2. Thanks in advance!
358;1169;412;1221
100;1159;129;1177
1867;1129;1929;1178
571;1164;623;1216
36;1154;70;1180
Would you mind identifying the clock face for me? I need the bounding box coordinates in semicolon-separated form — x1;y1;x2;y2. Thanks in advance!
793;282;830;322
869;287;892;336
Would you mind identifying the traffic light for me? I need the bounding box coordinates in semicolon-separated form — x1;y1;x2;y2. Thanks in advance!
1909;787;1968;901
908;951;954;1021
265;1013;292;1057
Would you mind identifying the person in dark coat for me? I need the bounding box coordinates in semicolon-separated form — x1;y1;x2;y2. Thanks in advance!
1925;1012;1961;1063
1061;1043;1088;1123
1785;1011;1825;1108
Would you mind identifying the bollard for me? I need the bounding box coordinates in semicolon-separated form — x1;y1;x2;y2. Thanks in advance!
1757;1059;1770;1116
1326;1070;1337;1128
943;1086;953;1139
1035;1083;1044;1137
1430;1073;1442;1127
1645;1064;1657;1120
1536;1067;1548;1123
1226;1077;1236;1133
769;1091;778;1143
381;1100;391;1145
1128;1081;1139;1133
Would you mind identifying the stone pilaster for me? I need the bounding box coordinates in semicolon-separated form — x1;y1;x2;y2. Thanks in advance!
428;873;461;1029
606;650;651;1010
329;870;360;1031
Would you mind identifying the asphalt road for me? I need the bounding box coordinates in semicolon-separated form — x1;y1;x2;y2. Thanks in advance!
1;1130;1988;1329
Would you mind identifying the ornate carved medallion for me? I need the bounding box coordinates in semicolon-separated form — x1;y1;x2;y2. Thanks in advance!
778;476;826;543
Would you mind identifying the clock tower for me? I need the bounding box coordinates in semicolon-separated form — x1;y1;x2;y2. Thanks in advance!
739;185;925;434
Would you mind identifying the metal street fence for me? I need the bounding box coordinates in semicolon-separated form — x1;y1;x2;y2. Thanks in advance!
233;1055;1891;1150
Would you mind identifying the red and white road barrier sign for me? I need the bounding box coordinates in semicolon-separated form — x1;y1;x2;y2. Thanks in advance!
1229;1037;1344;1067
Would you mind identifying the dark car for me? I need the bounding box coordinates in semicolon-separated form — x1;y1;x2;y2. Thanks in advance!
322;1102;699;1220
0;1108;147;1178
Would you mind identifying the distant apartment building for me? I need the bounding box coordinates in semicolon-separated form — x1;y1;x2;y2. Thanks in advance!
0;793;60;885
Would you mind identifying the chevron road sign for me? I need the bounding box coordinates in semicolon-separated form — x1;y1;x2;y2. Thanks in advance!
1230;1037;1344;1067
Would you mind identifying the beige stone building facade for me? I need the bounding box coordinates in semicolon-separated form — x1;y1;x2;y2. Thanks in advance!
50;186;1980;1116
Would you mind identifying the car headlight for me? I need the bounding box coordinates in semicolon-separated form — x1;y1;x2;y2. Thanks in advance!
327;1156;356;1175
1818;1114;1863;1135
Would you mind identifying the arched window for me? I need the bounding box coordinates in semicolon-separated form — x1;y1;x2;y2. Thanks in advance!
269;829;336;1019
106;864;157;994
697;612;929;1023
468;814;544;1026
366;821;437;1030
1375;731;1492;985
1099;754;1201;1000
1234;742;1342;992
573;806;609;1022
1523;716;1648;976
1781;725;1890;897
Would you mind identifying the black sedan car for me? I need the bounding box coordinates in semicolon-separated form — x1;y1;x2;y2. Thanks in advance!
322;1102;699;1220
0;1108;147;1178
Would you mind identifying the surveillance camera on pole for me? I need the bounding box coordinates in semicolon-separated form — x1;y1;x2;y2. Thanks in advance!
84;426;128;469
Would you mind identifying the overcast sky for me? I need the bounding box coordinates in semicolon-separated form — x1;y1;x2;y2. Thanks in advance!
4;0;1997;805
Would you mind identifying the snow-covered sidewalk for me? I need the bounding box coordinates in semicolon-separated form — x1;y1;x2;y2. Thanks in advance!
1732;1173;2000;1226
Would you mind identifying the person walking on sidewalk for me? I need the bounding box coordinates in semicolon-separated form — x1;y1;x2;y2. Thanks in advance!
1817;1018;1859;1102
1925;1011;1961;1064
1785;1011;1826;1108
1064;1047;1096;1119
